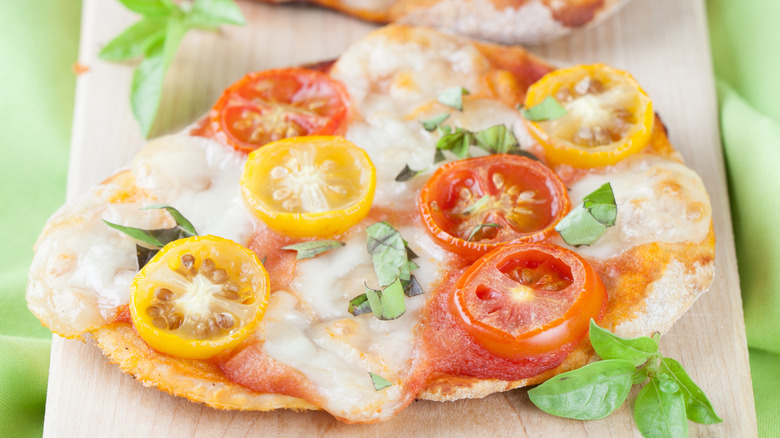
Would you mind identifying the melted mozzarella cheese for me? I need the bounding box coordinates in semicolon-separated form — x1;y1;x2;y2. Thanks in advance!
566;154;712;260
132;135;256;243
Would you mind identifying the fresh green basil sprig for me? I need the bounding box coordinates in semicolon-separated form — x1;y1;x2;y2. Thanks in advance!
529;320;722;438
100;0;245;137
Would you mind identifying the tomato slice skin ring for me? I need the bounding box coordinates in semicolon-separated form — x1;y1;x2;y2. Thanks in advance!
449;243;607;360
130;235;270;360
524;64;654;168
208;68;350;153
418;155;570;260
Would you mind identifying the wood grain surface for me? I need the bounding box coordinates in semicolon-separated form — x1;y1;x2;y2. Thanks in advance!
43;0;757;436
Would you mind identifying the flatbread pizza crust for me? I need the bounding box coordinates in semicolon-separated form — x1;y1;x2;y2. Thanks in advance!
257;0;631;45
28;24;714;422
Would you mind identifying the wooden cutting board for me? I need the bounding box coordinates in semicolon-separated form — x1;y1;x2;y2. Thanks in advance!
43;0;757;436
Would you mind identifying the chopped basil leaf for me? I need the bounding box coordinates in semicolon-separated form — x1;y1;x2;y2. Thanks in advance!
136;244;159;269
357;222;423;320
474;125;519;154
366;222;412;287
369;372;393;390
435;124;530;162
555;183;617;246
467;223;501;242
364;279;406;320
348;293;372;316
395;164;427;182
103;220;166;247
281;240;344;260
459;195;489;215
143;204;197;236
433;148;446;164
436;129;473;159
104;205;199;259
437;86;469;111
260;256;266;266
403;275;424;297
421;113;450;131
522;96;568;122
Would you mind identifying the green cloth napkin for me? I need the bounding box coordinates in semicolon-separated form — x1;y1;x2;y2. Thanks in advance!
708;1;780;435
0;2;81;437
1;0;777;437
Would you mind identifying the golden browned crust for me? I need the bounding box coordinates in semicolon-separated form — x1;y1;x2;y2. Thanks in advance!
92;323;319;412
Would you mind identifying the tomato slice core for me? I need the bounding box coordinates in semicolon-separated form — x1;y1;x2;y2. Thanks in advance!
210;68;350;153
450;243;607;359
418;155;569;259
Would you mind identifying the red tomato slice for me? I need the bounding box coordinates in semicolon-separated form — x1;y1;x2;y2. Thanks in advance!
208;68;350;153
450;243;607;359
418;155;569;260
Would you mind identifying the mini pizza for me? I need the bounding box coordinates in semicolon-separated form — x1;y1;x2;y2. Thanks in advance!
27;25;714;423
257;0;631;45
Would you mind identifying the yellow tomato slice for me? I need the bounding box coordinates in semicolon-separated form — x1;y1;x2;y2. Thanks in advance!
241;136;376;237
130;235;269;360
524;64;654;168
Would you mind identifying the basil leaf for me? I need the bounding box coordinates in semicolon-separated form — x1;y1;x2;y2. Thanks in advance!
658;357;723;424
136;244;158;269
188;0;246;28
556;183;617;246
474;125;519;154
583;183;617;226
555;204;607;246
436;130;473;159
132;16;187;137
634;378;689;438
369;372;392;390
395;164;426;182
366;222;409;287
433;148;446;164
438;87;469;111
403;275;424;297
143;204;197;236
460;195;489;215
522;96;568;122
98;16;167;61
282;240;345;260
421;113;450;131
348;294;372;316
364;279;406;320
103;220;165;248
528;359;637;420
467;223;501;242
589;320;658;367
632;368;649;385
119;0;176;16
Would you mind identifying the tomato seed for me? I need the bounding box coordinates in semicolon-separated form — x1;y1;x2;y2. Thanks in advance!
146;305;162;317
152;317;168;329
216;313;235;330
201;258;215;273
181;253;195;269
222;290;240;301
167;313;182;330
155;288;174;301
194;322;208;339
210;269;228;284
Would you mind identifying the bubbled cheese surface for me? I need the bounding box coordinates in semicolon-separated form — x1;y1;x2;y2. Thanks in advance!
27;26;713;422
